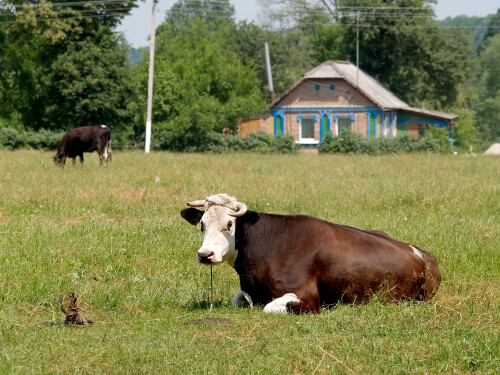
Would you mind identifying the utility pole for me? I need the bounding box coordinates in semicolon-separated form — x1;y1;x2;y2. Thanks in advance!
145;0;158;153
356;11;360;93
264;42;274;104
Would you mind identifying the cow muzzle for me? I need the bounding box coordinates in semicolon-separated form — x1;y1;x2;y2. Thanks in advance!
197;251;215;264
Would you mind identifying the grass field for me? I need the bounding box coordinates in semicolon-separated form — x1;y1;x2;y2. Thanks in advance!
0;149;498;374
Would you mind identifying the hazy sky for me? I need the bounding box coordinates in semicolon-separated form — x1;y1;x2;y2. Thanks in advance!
115;0;500;48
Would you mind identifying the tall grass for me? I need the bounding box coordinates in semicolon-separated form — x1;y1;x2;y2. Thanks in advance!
0;150;498;374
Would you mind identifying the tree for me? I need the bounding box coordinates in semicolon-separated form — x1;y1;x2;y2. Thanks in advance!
134;20;267;149
474;33;500;142
165;0;235;31
42;30;137;132
333;0;473;108
0;0;139;132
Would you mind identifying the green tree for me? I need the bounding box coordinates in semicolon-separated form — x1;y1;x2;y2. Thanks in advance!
135;20;267;148
0;0;139;132
333;0;473;108
474;33;500;142
257;0;333;92
165;0;235;31
42;30;137;132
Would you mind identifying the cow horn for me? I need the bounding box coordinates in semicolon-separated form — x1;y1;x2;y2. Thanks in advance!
229;202;247;217
187;200;206;207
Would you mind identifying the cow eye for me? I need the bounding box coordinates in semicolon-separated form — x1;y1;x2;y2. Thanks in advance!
227;221;233;231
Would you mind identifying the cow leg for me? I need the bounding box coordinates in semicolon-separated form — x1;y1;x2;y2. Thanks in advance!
286;293;321;314
263;293;301;313
72;157;76;166
102;141;110;167
232;290;253;308
79;154;84;167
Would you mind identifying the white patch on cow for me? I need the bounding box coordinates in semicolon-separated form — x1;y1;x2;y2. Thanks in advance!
101;125;107;128
232;290;253;308
263;293;300;314
103;141;109;160
410;245;423;259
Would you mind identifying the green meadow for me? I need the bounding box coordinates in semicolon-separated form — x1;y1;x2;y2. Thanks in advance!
0;150;498;374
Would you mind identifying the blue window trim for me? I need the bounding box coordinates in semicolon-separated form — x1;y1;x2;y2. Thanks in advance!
271;110;285;137
332;113;355;122
332;113;355;136
297;114;318;123
272;105;379;113
367;110;382;138
319;112;331;140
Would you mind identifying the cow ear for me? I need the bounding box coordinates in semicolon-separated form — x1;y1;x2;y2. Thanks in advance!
181;208;203;225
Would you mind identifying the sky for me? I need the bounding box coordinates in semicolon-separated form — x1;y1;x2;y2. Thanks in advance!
115;0;500;48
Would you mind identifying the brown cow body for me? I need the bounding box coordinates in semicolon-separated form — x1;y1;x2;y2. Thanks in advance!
233;211;440;313
53;125;111;167
181;194;441;314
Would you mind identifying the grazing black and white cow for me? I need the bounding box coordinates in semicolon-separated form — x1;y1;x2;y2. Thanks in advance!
53;125;112;167
181;194;441;314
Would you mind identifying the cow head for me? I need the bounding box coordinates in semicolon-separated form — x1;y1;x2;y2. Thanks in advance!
53;154;65;166
181;194;247;266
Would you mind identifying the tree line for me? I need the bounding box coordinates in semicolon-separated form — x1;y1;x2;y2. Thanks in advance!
0;0;499;151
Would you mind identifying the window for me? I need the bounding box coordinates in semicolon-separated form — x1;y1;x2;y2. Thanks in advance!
300;118;316;142
337;117;352;134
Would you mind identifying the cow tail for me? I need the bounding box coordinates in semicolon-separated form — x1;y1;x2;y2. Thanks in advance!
106;129;112;163
107;136;112;163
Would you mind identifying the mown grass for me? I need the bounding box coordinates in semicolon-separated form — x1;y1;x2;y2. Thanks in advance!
0;149;498;374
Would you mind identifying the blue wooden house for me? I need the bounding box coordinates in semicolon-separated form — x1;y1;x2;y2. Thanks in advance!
241;60;457;146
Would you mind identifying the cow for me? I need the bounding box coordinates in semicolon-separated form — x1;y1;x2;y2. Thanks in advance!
180;194;441;314
53;125;112;167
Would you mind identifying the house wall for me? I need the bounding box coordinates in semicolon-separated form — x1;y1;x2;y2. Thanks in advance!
273;79;379;144
239;114;273;137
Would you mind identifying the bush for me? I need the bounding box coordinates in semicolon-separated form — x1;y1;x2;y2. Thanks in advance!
318;129;450;155
0;127;64;150
140;129;298;154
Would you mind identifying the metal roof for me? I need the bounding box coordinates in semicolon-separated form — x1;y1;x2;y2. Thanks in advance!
271;60;457;122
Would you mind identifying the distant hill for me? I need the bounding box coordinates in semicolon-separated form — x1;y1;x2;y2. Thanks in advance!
438;14;494;46
128;47;149;66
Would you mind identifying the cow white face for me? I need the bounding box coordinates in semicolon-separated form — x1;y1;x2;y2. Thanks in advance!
198;206;237;265
181;194;247;267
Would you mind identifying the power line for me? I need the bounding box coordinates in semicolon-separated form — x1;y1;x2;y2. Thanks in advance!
4;0;132;8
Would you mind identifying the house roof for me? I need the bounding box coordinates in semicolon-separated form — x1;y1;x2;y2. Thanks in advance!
399;107;458;121
271;60;458;121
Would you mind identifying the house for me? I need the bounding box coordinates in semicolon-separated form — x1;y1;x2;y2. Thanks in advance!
240;60;457;146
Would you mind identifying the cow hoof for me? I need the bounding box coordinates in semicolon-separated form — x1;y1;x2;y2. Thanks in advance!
232;290;253;308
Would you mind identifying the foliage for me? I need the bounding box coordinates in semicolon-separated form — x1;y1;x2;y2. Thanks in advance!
0;127;64;150
473;33;500;142
333;0;474;108
0;0;139;133
318;129;448;155
0;150;498;374
42;29;138;133
134;20;267;142
142;130;298;154
165;0;235;32
438;15;493;47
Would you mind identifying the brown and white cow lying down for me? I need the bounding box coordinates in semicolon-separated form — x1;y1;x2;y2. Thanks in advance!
53;125;111;167
181;194;441;314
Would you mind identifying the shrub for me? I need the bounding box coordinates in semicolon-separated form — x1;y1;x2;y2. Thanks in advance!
0;127;64;150
318;129;450;155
